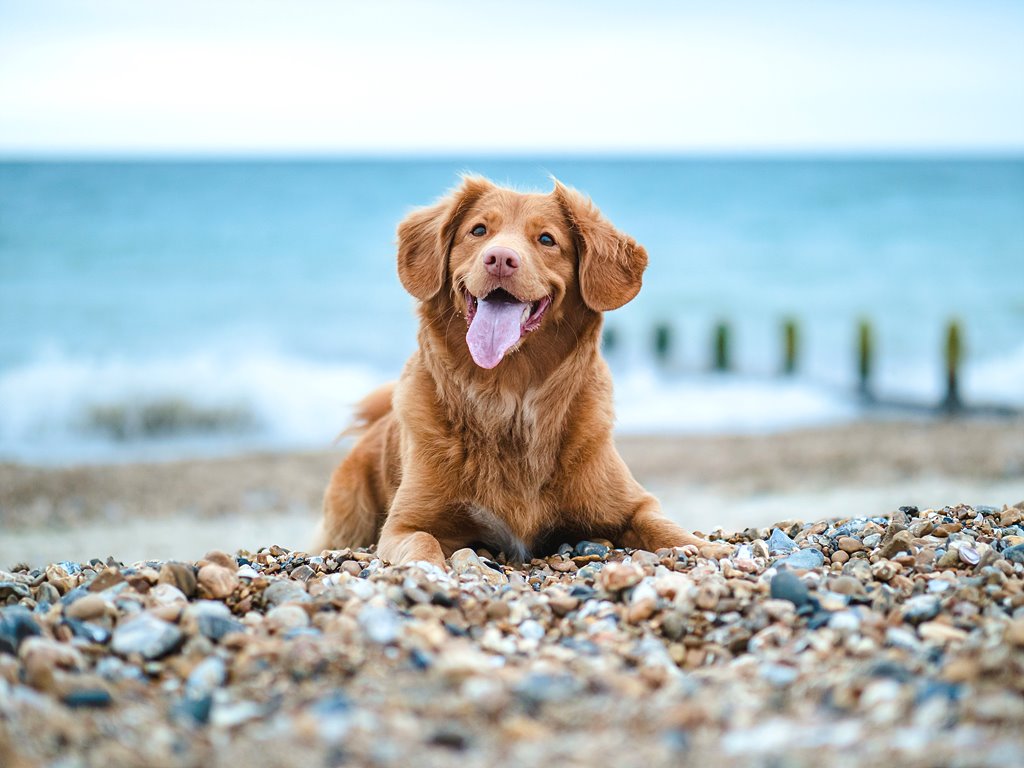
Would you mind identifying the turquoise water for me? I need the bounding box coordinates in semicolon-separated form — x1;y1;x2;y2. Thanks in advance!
1;158;1022;461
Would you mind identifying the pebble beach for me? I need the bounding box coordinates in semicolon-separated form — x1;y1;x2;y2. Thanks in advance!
3;501;1024;767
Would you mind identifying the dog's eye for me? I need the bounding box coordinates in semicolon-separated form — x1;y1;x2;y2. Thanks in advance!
538;233;556;247
470;224;487;237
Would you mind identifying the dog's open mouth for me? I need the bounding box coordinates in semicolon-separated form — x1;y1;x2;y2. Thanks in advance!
463;287;552;369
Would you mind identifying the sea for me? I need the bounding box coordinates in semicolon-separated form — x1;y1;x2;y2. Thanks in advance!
1;157;1022;464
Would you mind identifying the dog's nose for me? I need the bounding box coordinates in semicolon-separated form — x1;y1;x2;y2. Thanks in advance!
482;246;520;278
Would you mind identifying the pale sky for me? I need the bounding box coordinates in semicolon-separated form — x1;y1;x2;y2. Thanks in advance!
1;0;1022;155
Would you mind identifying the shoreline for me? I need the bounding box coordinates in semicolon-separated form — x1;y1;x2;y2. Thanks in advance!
2;419;1023;568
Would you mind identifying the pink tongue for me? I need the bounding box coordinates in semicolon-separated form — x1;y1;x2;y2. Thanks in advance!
466;297;529;369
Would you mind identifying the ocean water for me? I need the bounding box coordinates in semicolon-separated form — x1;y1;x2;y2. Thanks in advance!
1;158;1022;463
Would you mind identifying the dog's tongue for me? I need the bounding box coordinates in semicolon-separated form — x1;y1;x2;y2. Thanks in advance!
466;295;529;369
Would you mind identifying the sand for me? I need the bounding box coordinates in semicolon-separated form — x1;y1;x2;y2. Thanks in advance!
2;418;1023;568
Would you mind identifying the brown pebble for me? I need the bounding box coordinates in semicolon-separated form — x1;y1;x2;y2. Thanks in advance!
829;575;867;598
485;601;510;620
838;537;864;554
598;562;643;592
1000;506;1023;527
871;560;901;582
158;562;197;598
831;550;850;564
878;530;913;559
1004;619;1024;646
547;594;579;617
919;621;968;644
65;594;107;621
626;598;657;623
203;550;236;569
197;564;238;600
87;567;125;593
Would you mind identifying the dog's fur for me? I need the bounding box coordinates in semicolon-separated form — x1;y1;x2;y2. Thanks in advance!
316;176;726;566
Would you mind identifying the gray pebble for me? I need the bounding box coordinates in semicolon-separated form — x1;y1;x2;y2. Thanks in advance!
0;605;42;654
776;548;825;570
770;571;810;606
767;528;797;554
573;541;610;558
263;579;310;607
358;604;400;644
186;655;226;698
1003;544;1024;564
111;612;183;659
902;594;941;625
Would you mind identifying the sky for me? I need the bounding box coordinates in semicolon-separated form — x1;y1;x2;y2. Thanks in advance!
0;0;1022;155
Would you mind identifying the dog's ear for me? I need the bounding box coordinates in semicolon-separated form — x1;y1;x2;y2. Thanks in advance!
553;180;648;312
397;176;494;301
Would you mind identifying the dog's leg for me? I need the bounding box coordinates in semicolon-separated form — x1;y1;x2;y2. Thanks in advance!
621;494;733;559
377;528;448;568
376;486;466;568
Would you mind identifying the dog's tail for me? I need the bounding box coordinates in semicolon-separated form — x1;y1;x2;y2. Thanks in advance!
337;382;396;440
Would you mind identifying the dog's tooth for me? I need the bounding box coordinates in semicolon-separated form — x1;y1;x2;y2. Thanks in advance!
522;306;530;323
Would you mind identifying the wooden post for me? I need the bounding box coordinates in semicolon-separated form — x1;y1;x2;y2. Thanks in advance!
857;319;873;400
943;319;963;412
713;321;731;372
653;322;672;365
782;318;798;375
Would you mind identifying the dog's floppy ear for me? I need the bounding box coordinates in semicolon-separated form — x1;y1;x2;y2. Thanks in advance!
397;176;494;301
553;180;648;311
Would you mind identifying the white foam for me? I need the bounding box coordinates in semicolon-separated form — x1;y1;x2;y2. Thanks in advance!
613;369;860;434
1;342;1021;464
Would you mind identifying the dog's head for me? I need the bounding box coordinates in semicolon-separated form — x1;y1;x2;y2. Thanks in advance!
397;176;647;370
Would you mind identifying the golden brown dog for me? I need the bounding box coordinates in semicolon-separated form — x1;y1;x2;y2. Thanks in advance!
316;176;728;566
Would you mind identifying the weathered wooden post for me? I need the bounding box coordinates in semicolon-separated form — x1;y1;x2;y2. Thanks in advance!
713;321;731;372
653;322;672;366
943;319;963;412
782;318;798;375
857;319;874;400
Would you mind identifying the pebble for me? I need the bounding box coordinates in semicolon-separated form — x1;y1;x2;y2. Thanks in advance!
838;537;864;554
263;579;310;607
767;528;797;554
776;548;825;570
769;571;810;607
62;689;113;708
266;604;310;633
184;601;244;642
197;564;238;600
0;504;1022;766
902;595;941;625
598;562;643;591
1003;544;1024;564
158;562;197;598
449;549;507;586
111;612;183;659
64;593;108;621
573;541;610;558
358;604;400;644
186;656;227;698
878;530;914;559
0;606;43;654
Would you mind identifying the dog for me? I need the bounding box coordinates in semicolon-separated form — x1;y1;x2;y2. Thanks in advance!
316;176;729;566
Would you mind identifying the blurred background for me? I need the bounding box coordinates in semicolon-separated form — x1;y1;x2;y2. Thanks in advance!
1;0;1022;466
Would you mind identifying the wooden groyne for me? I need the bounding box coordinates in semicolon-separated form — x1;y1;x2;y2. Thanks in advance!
603;318;1019;417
